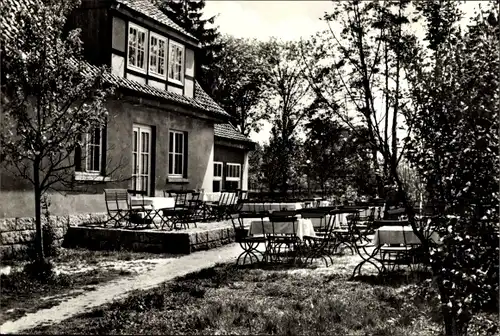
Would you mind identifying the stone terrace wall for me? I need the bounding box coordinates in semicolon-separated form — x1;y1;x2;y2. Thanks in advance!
0;213;108;259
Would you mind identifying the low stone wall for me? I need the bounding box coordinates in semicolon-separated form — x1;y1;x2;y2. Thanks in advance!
63;221;236;255
0;213;109;259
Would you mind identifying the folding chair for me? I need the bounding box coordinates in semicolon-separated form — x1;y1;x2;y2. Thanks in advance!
104;189;131;227
302;208;337;266
230;213;267;265
379;225;420;273
265;211;302;264
127;189;157;228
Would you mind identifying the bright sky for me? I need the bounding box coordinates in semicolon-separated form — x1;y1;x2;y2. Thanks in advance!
204;1;488;144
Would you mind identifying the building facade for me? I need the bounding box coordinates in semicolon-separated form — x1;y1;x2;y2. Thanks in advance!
0;0;254;218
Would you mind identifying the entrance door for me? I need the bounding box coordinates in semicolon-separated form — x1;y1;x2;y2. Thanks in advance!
132;124;152;195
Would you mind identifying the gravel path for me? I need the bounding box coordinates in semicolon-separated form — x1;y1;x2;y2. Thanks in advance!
0;243;241;334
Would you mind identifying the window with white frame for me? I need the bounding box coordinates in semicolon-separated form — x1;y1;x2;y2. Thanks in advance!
149;32;167;78
168;40;184;83
225;163;241;190
213;161;222;192
83;128;103;173
168;130;185;176
128;23;147;72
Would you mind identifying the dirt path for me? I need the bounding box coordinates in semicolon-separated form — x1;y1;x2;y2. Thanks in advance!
0;244;242;334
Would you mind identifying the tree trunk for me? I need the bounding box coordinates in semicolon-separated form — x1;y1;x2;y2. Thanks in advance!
384;40;390;181
33;159;44;262
391;3;402;170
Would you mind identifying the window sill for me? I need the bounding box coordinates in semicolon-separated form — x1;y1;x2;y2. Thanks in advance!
128;64;147;74
74;172;112;182
149;71;167;81
167;176;189;183
167;78;184;86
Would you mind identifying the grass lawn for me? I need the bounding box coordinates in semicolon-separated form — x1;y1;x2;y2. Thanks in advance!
0;248;177;324
23;250;498;336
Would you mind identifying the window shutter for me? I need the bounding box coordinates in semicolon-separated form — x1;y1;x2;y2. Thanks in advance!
183;131;188;178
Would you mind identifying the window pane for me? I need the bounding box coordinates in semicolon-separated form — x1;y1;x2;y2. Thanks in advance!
92;128;101;146
175;133;183;154
133;153;138;174
168;153;173;174
141;132;149;153
213;181;220;193
158;57;164;74
138;49;144;68
92;145;100;171
133;131;138;152
175;154;182;175
128;28;137;66
169;132;174;152
141;154;148;174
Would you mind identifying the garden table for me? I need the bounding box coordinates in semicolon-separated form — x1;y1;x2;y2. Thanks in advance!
130;196;175;209
248;218;316;240
130;196;175;228
373;225;440;246
351;225;441;278
239;202;303;213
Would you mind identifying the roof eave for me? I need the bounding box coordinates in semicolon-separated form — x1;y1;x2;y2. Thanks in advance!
215;136;256;150
116;86;230;122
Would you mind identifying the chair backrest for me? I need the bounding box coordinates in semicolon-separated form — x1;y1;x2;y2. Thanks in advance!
320;209;338;238
104;189;130;211
127;189;147;196
187;192;202;210
230;213;244;230
218;192;230;206
268;211;298;236
300;208;328;232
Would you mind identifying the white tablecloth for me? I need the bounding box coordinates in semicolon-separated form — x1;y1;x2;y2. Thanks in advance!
248;218;315;240
240;202;303;212
202;192;222;202
309;213;349;229
130;196;175;210
372;225;440;246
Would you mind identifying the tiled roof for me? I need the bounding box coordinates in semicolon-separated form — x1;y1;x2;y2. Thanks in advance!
214;123;254;143
115;0;197;41
105;71;229;118
1;0;37;41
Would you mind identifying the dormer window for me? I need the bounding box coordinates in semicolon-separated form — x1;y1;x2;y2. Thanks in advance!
128;23;147;73
149;32;167;78
168;40;184;84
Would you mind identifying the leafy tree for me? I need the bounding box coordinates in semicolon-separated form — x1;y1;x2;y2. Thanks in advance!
248;143;264;191
0;0;113;263
301;0;416;197
261;39;313;192
304;116;377;198
155;0;221;92
303;0;499;334
405;1;499;334
208;35;270;135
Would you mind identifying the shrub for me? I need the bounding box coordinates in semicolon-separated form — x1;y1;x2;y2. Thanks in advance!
23;258;55;282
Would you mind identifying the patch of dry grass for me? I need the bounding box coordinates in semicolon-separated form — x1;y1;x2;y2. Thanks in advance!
22;263;452;335
0;247;177;324
0;268;132;324
18;251;500;336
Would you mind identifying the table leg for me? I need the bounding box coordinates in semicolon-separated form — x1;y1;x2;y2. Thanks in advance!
351;245;384;279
